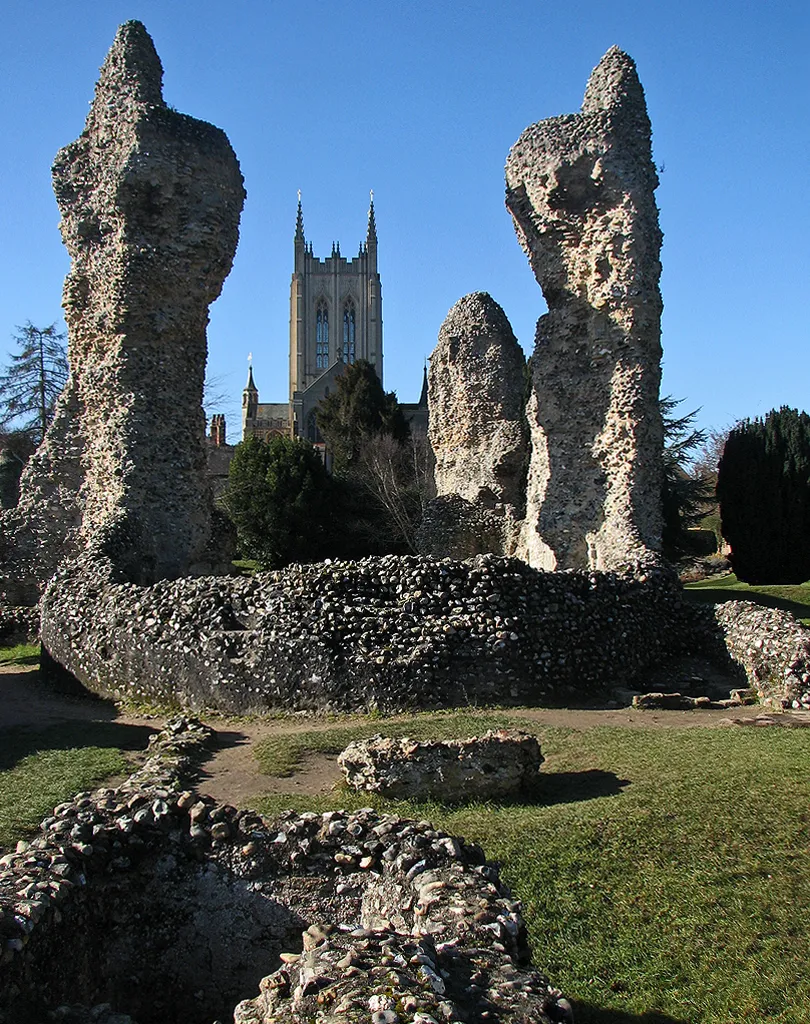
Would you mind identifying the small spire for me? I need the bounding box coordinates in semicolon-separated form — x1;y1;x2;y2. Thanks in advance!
295;191;305;243
245;353;257;391
418;362;428;406
336;240;341;257
367;189;377;244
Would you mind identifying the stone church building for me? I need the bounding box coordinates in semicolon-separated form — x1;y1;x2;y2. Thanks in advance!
240;195;426;447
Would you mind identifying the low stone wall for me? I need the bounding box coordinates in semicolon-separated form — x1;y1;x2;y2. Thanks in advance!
710;600;810;708
338;730;544;801
41;552;693;714
0;604;39;643
0;720;569;1024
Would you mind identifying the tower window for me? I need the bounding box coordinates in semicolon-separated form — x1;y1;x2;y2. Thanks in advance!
342;300;356;364
316;302;329;368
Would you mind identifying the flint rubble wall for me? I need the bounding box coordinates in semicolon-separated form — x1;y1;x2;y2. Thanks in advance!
338;730;544;801
0;20;244;606
42;553;693;714
0;719;568;1024
708;600;810;708
505;46;664;572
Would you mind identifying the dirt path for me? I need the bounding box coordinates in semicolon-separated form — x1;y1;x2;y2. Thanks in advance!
195;702;779;805
1;662;795;809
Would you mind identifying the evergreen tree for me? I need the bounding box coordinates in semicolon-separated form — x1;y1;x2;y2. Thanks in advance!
717;407;810;583
0;322;68;447
660;396;712;558
316;359;409;475
225;434;337;568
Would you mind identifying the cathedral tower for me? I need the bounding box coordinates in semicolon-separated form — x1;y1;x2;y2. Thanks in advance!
289;194;383;440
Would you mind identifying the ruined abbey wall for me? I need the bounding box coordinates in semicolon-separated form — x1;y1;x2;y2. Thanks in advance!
423;49;664;575
506;47;664;572
41;553;697;715
419;293;527;559
0;21;244;603
0;719;568;1024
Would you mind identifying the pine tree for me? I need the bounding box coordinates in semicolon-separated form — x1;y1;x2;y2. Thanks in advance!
0;322;68;447
717;407;810;583
660;396;712;558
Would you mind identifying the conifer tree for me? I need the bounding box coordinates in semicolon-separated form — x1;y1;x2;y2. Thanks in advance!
717;407;810;583
225;434;337;568
0;322;68;447
660;396;712;558
316;359;409;475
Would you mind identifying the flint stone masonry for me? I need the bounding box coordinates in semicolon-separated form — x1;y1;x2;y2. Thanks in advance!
0;604;39;643
0;719;569;1024
0;385;85;605
707;600;810;709
41;552;694;714
338;730;544;801
421;293;527;558
0;450;23;510
0;21;244;604
505;46;664;573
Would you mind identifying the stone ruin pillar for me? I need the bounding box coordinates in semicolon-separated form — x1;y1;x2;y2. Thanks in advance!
418;292;528;557
505;46;664;572
0;21;245;600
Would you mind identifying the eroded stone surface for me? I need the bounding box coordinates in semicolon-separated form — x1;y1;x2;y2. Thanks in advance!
421;293;527;558
0;720;568;1024
40;553;695;714
0;20;244;603
707;600;810;708
338;730;543;801
505;46;664;573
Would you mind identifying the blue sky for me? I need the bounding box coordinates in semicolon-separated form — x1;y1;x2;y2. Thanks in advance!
1;1;807;443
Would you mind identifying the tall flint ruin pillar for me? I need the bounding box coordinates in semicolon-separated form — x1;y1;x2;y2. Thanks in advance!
48;20;245;584
419;293;527;558
506;47;664;572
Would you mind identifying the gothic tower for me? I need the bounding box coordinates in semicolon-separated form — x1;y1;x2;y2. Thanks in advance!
289;194;383;440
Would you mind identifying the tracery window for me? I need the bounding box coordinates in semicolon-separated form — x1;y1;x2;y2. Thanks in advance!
316;302;329;368
342;299;356;364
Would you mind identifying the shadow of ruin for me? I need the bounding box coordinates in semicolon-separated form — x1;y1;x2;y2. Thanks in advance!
2;20;810;1024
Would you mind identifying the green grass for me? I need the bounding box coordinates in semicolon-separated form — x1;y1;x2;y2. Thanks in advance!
684;572;810;624
0;720;155;851
0;641;40;666
232;557;261;575
254;717;810;1024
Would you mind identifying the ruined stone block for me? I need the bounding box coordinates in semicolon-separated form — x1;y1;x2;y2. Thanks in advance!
506;47;664;572
338;730;544;801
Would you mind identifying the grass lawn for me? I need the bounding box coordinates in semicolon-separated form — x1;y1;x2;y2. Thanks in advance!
684;573;810;624
0;641;40;666
254;714;810;1024
0;721;134;850
0;641;154;851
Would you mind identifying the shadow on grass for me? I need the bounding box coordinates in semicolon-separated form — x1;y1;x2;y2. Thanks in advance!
0;651;39;667
684;586;810;621
0;720;157;774
526;769;629;806
573;1005;688;1024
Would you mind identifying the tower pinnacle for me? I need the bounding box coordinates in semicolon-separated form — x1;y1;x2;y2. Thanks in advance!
367;190;377;245
295;192;305;243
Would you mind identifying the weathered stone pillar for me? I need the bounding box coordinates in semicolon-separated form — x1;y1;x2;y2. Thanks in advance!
506;47;664;572
419;292;527;557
